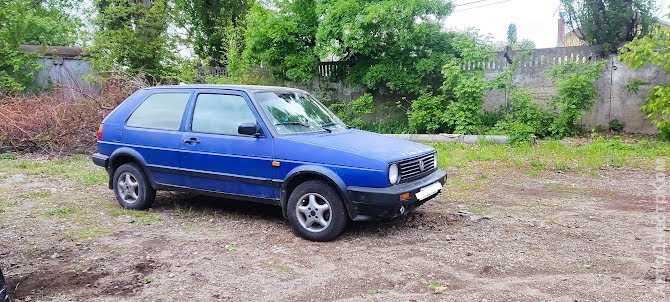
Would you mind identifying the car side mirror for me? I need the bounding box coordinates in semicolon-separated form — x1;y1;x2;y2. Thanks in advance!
238;122;261;137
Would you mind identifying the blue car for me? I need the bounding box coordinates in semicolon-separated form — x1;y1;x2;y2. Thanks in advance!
92;85;446;241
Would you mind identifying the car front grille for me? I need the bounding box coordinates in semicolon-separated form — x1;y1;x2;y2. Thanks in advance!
398;153;436;183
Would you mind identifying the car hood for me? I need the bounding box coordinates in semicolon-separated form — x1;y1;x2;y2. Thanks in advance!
278;129;434;163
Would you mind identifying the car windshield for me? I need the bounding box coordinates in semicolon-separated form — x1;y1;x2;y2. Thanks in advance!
255;91;345;134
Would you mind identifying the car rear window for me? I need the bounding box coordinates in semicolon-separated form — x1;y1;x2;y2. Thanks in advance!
126;93;190;130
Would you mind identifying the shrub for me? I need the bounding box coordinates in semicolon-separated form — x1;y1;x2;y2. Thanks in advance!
493;120;535;144
408;93;448;134
609;119;625;132
329;93;374;129
547;60;606;138
0;76;147;153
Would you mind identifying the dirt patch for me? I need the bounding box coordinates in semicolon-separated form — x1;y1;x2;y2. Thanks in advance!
0;162;668;301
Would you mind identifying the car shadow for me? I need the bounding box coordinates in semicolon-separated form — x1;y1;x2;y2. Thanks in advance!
150;192;461;238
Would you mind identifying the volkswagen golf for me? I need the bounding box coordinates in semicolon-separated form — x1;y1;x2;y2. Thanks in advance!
92;85;446;241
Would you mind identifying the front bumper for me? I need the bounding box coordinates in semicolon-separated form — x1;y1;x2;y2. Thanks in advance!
346;170;447;221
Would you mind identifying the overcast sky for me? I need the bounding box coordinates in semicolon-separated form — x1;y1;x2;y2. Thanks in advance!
444;0;670;49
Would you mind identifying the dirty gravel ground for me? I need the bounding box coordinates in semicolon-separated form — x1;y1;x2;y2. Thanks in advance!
0;155;668;301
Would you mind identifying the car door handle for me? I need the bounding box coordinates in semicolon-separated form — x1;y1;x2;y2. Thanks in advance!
184;138;200;145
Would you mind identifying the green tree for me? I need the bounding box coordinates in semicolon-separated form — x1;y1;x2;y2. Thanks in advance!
242;0;318;83
560;0;658;53
507;23;517;45
317;0;454;95
90;0;190;84
620;25;670;139
0;0;81;94
175;0;252;67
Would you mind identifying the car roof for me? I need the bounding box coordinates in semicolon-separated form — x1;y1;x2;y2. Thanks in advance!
145;84;307;94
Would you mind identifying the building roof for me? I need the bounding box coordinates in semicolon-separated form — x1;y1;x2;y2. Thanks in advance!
19;45;83;58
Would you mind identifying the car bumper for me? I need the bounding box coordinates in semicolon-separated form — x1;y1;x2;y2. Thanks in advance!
91;153;109;168
346;170;447;221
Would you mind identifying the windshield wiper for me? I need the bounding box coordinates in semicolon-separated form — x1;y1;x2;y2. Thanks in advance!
275;121;310;127
321;122;342;133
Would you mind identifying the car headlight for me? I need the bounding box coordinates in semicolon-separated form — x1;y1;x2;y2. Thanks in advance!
389;164;399;185
434;153;438;169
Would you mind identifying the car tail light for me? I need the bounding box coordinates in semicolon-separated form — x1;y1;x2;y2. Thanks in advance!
97;124;104;141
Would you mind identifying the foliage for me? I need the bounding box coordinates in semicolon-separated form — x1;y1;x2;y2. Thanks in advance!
90;0;193;84
507;23;517;45
242;0;318;84
609;119;625;132
547;60;606;137
492;89;553;143
174;0;252;67
329;93;374;129
0;0;81;94
440;34;493;134
621;25;670;139
560;0;658;53
408;93;448;134
316;0;455;94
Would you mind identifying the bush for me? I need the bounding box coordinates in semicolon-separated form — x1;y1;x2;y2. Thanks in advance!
496;89;553;138
0;76;147;153
329;93;374;129
408;93;448;134
609;119;625;132
547;60;606;138
493;120;535;144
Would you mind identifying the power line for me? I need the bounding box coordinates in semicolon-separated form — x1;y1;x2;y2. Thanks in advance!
452;0;512;13
453;0;498;7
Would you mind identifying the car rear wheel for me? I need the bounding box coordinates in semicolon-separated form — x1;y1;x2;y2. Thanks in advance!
112;163;155;210
287;180;347;241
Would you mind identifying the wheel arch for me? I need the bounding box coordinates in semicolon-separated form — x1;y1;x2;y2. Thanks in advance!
107;148;158;189
280;166;350;219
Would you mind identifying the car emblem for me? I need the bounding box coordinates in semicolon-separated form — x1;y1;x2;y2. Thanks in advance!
419;159;425;171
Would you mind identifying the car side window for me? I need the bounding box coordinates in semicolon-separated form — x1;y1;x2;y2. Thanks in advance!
191;94;257;135
126;92;190;130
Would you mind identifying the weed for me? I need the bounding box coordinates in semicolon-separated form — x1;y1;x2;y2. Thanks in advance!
428;282;448;292
22;191;52;199
68;226;112;241
44;206;79;217
225;243;238;251
368;289;381;295
141;277;154;284
108;207;162;225
0;152;17;160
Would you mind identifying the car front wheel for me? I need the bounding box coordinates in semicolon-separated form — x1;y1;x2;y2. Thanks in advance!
112;163;156;210
287;180;347;241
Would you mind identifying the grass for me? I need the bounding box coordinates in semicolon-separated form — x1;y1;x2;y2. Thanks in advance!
225;243;238;251
21;191;52;199
68;226;112;241
433;137;670;173
44;205;79;217
108;207;162;226
0;154;107;186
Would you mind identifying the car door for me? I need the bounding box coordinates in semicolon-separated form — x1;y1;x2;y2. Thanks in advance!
179;90;277;201
122;90;192;187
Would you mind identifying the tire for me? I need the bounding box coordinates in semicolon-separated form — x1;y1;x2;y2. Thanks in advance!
287;180;347;241
0;267;9;302
112;163;156;210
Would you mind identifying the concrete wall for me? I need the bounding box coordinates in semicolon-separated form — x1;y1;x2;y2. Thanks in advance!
479;45;665;134
35;58;99;100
